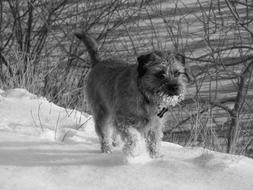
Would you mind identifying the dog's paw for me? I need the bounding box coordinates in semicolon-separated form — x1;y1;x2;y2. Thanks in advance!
150;153;164;159
124;151;152;164
101;144;112;154
101;148;112;154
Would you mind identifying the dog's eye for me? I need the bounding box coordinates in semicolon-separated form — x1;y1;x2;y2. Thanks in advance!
155;71;165;79
173;70;181;77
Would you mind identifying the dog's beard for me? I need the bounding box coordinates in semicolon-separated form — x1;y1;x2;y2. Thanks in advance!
158;93;184;106
156;90;185;117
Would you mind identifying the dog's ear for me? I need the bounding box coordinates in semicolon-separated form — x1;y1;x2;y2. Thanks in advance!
137;53;152;77
175;53;194;83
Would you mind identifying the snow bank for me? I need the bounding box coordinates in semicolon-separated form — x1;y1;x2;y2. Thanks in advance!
0;88;253;190
0;88;95;141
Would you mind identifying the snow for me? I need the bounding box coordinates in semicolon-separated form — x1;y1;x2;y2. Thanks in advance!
0;88;253;190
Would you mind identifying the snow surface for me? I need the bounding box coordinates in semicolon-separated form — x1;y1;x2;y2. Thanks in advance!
0;88;253;190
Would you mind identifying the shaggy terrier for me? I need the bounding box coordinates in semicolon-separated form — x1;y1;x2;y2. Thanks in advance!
75;33;192;159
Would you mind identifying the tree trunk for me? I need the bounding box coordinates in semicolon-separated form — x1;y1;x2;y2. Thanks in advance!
227;112;240;154
227;61;253;154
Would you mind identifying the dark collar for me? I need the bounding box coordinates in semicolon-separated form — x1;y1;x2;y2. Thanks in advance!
137;77;168;118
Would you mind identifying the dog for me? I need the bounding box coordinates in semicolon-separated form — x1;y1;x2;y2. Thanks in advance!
75;33;192;159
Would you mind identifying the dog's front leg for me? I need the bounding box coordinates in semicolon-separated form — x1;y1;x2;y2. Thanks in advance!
146;126;163;158
120;127;146;157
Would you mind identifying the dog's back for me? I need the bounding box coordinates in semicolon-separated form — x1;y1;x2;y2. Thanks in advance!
74;33;133;113
86;58;139;115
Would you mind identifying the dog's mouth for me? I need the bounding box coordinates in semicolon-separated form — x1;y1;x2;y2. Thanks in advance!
156;91;184;106
155;90;184;118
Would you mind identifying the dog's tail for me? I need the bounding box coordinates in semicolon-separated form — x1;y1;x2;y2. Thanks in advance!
75;33;100;67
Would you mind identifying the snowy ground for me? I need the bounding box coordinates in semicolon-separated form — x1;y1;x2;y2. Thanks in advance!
0;88;253;190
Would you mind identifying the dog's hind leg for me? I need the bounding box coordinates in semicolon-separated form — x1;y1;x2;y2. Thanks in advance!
93;105;113;153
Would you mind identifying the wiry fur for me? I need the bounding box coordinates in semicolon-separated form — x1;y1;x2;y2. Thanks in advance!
75;33;191;158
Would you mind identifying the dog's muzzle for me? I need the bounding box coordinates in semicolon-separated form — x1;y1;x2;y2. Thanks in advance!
157;92;184;106
156;90;185;118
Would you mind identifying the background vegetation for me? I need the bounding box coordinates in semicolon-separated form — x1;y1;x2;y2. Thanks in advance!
0;0;252;157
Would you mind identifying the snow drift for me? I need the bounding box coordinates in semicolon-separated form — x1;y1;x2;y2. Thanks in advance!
0;88;253;190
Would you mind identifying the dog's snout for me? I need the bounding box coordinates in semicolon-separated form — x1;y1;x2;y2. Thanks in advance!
167;84;180;95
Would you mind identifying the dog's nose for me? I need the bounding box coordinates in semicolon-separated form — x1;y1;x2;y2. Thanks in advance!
167;84;180;95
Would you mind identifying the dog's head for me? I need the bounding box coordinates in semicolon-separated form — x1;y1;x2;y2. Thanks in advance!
137;51;192;108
